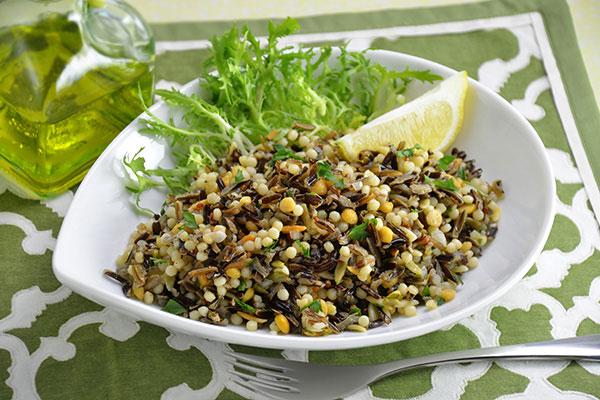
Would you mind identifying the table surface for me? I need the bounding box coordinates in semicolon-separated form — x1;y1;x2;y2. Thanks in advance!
128;0;600;112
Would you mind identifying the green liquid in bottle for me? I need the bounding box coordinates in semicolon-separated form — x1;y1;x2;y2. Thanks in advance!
0;12;153;197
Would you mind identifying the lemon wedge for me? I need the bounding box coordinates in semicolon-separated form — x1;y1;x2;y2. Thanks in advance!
336;70;468;161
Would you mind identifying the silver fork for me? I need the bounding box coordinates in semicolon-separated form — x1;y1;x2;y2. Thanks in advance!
225;334;600;400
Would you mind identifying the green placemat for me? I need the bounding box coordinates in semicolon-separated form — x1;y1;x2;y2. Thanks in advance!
2;0;600;399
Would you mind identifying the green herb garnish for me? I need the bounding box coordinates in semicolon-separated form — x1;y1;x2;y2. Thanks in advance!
437;297;446;306
457;167;466;180
450;271;464;285
422;285;430;297
234;169;244;183
397;144;423;158
348;218;378;240
316;161;345;188
269;144;306;166
296;240;310;257
411;208;423;213
424;175;458;191
150;257;167;267
263;239;279;252
181;211;199;229
301;299;323;313
161;299;186;315
349;307;362;316
237;279;246;291
125;18;441;212
235;299;256;313
438;155;456;170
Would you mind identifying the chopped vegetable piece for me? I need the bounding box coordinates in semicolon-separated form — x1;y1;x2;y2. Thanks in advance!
236;299;256;313
296;240;310;257
349;307;362;316
397;144;423;158
263;239;279;252
269;144;306;165
438;155;456;170
181;211;199;229
316;161;345;188
425;175;458;191
150;257;167;267
162;299;186;315
422;285;430;297
234;169;244;183
450;271;464;285
301;299;322;313
348;218;378;240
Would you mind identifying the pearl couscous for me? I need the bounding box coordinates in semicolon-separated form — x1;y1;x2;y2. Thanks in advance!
105;125;504;336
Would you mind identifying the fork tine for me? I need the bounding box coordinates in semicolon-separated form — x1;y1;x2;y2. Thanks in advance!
224;351;289;372
229;369;300;392
225;357;299;383
231;372;301;394
231;377;283;400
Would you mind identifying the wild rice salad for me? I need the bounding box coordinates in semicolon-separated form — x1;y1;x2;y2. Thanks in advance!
105;124;504;336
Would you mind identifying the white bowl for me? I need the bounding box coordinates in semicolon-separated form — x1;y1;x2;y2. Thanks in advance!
53;50;555;350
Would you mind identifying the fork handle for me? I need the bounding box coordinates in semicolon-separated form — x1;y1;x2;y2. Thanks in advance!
378;334;600;379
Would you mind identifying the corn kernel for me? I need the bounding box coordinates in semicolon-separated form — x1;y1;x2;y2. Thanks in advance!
426;209;443;227
439;288;456;302
311;179;328;196
279;197;296;214
491;204;501;222
341;209;358;225
242;288;254;302
380;201;394;213
275;314;290;334
226;268;241;279
378;226;394;243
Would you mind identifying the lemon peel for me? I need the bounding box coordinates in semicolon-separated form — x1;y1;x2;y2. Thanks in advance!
336;71;468;161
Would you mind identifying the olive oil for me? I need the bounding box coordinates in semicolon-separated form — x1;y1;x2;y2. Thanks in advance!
0;11;153;197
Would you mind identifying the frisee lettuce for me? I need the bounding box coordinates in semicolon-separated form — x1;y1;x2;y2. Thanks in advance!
124;17;441;212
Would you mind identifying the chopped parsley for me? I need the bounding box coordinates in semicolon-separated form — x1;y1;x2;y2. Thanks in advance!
234;169;244;183
316;161;345;188
150;257;167;267
263;239;279;252
437;297;446;306
181;211;199;229
424;175;458;191
348;218;378;241
450;271;464;285
421;285;430;297
237;279;246;291
397;144;423;158
438;155;456;170
457;167;466;180
349;307;362;316
269;144;306;165
161;299;186;315
296;240;310;257
411;208;423;213
301;299;323;313
235;299;256;313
